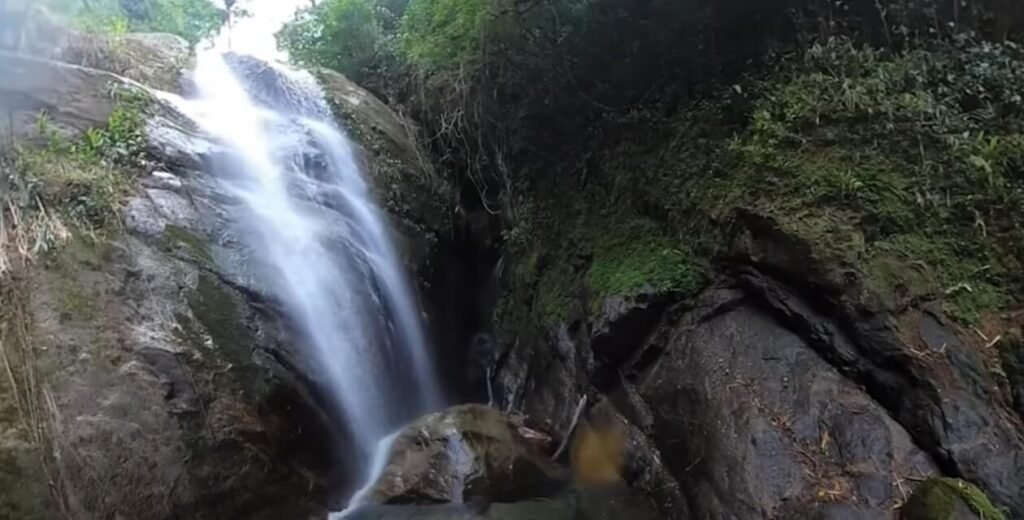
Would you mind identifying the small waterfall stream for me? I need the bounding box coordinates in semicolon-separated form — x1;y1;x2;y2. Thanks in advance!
166;51;443;477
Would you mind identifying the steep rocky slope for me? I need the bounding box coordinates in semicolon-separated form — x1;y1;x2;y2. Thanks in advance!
0;17;452;518
478;42;1024;520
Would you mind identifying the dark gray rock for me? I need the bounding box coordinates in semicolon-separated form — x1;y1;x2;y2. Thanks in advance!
633;286;937;518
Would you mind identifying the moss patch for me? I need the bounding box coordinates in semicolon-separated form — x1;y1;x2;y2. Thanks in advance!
178;274;270;402
521;207;706;324
186;273;252;363
587;219;704;301
161;225;214;266
569;39;1024;324
902;477;1007;520
42;235;112;324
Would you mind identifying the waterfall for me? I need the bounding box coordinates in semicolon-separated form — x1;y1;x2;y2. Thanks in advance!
167;52;443;468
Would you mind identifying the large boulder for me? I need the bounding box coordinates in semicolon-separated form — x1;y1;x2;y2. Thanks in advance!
0;59;342;518
342;404;663;520
1;4;190;92
493;214;1024;518
0;51;128;141
355;404;564;506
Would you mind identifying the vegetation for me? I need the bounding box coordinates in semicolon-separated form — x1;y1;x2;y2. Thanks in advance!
1;85;150;276
903;477;1008;520
43;0;226;44
278;0;1024;328
276;0;387;83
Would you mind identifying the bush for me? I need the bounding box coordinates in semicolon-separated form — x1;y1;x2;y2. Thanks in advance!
44;0;225;44
398;0;512;74
277;0;386;83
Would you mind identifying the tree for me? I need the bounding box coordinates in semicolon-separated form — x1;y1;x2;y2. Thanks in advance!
43;0;226;45
277;0;384;81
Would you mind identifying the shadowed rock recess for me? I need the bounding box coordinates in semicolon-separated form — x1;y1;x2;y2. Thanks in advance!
3;3;1024;520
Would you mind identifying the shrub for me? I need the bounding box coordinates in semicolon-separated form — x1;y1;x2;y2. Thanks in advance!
277;0;385;82
398;0;512;74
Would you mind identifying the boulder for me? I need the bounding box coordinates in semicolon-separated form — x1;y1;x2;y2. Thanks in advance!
0;51;127;141
0;65;342;516
356;404;564;506
57;32;191;92
1;4;190;92
493;209;1024;519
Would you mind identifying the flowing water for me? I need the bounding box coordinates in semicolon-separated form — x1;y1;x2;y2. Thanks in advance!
166;51;442;473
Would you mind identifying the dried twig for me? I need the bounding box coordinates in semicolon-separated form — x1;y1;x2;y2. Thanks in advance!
552;395;587;460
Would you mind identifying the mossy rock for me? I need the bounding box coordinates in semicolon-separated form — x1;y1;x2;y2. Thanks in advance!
902;478;1007;520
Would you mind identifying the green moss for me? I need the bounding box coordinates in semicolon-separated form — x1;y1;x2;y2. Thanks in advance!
43;235;111;323
587;219;703;300
186;273;252;364
498;39;1024;333
864;234;1007;320
161;225;214;266
615;40;1023;323
903;478;1007;520
524;212;706;324
536;262;577;324
178;274;271;400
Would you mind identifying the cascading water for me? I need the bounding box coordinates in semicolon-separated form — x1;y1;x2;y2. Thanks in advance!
166;51;443;473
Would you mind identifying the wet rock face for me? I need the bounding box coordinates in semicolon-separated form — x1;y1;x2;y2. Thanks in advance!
0;48;343;518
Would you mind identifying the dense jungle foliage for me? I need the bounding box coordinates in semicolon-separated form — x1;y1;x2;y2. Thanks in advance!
280;0;1024;329
33;0;227;44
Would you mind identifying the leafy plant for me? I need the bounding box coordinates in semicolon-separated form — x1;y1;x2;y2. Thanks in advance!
277;0;385;82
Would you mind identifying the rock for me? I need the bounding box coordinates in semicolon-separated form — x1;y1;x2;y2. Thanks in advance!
590;291;673;387
0;51;127;140
0;80;344;516
316;68;453;240
221;53;330;118
728;218;1024;518
495;212;1024;518
901;478;1007;520
633;286;939;518
2;4;190;92
0;221;336;519
357;404;565;506
55;32;191;92
1001;339;1024;420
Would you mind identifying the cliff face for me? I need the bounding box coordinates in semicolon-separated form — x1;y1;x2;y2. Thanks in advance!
475;41;1024;520
0;16;452;519
3;6;1023;520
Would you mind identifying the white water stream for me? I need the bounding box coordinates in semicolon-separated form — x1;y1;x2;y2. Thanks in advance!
166;52;442;487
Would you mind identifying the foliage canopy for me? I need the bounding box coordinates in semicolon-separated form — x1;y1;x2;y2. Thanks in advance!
276;0;384;82
44;0;225;44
